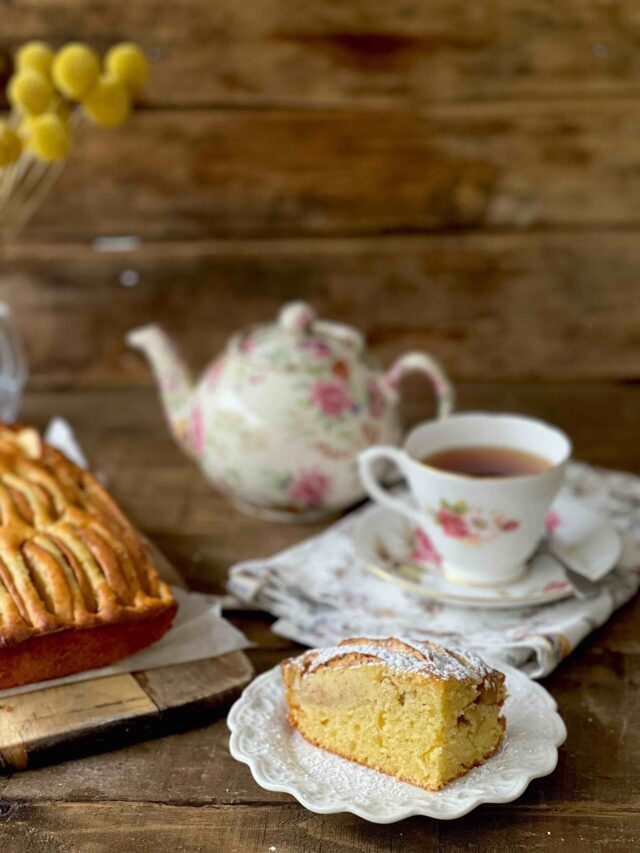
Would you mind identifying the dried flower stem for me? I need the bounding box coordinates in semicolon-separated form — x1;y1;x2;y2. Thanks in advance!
0;106;83;242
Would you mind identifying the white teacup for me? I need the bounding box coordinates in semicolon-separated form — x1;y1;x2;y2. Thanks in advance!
358;413;571;587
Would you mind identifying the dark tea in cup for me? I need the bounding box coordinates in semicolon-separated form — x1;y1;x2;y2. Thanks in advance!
420;445;551;478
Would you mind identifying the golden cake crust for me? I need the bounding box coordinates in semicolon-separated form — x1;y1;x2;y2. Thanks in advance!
0;424;175;653
282;636;504;691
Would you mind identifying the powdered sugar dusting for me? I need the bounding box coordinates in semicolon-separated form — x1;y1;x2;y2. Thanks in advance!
300;636;494;682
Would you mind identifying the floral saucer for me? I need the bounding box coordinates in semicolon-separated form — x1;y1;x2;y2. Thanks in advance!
353;491;622;609
228;657;566;822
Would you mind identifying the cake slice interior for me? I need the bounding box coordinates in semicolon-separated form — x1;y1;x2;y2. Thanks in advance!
281;636;506;791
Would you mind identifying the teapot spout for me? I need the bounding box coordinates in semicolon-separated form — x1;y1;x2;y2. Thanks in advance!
127;324;196;457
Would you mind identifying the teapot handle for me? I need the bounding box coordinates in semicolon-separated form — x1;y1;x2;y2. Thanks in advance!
385;351;454;418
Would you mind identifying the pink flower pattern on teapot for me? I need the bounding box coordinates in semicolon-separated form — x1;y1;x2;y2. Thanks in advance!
127;302;453;522
311;379;354;417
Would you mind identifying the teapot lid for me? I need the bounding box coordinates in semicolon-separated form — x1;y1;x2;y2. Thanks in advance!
231;302;366;370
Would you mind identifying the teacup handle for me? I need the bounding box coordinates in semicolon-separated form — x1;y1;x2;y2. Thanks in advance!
385;351;454;418
358;446;427;528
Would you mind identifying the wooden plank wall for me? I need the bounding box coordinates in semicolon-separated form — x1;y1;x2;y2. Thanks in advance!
1;1;639;386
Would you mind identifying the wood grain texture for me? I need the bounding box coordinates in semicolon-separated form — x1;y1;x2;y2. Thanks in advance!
3;1;640;108
1;796;640;851
133;653;253;712
0;628;252;773
5;231;640;384
0;676;156;771
6;101;640;240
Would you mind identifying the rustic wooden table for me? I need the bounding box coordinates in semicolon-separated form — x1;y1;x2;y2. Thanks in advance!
0;383;638;851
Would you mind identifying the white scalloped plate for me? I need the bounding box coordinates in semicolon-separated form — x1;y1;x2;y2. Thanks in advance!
228;657;567;822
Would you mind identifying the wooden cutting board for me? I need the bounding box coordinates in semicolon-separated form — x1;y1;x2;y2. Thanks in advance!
0;547;253;772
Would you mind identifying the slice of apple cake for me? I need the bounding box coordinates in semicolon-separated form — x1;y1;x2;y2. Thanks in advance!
281;636;506;791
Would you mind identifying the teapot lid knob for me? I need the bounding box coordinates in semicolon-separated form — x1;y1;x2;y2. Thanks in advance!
278;301;316;334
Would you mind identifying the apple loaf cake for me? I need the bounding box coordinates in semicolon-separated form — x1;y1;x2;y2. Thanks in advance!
281;636;506;790
0;424;177;689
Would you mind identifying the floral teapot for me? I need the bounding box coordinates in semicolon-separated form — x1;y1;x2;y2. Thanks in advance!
127;302;453;521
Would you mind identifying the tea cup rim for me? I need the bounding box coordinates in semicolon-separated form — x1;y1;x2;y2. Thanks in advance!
404;411;572;485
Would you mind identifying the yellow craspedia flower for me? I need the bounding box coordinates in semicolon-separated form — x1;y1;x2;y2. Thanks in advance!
53;95;71;124
0;122;22;166
17;113;37;141
8;69;54;115
105;42;148;93
28;113;70;161
19;97;68;137
52;42;100;100
16;41;54;77
83;75;131;127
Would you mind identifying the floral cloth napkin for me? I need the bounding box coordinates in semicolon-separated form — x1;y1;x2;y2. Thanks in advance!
229;463;640;678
